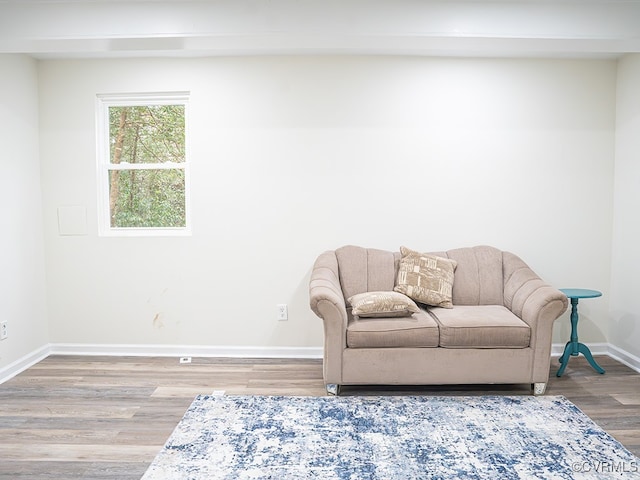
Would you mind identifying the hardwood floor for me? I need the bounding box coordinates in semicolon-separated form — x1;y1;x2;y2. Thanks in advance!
0;354;638;479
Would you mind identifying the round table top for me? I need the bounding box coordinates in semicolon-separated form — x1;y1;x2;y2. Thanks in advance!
559;288;602;299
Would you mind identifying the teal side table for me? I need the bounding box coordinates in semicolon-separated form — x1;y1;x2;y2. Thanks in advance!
556;288;605;377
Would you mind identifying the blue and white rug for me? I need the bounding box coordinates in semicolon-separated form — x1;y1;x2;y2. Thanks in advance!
142;395;640;479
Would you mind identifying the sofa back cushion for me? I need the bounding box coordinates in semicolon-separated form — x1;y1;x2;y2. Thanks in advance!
446;246;504;306
335;245;398;302
335;244;505;307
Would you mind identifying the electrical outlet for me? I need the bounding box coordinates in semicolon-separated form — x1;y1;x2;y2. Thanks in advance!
0;321;7;340
277;304;288;321
179;356;192;364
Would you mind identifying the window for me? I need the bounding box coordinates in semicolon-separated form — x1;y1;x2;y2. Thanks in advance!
96;92;190;236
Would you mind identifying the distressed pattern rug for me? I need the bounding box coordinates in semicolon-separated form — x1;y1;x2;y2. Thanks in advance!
142;395;640;479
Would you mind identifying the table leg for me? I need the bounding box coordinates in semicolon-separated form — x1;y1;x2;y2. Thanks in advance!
577;342;606;374
558;340;571;365
556;341;572;377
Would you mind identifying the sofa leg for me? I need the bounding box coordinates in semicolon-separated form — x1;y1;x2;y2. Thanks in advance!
326;384;340;396
532;382;547;396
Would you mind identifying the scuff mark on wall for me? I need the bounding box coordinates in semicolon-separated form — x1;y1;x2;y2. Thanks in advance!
153;313;164;329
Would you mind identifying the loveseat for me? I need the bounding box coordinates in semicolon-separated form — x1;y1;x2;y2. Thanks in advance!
309;245;568;395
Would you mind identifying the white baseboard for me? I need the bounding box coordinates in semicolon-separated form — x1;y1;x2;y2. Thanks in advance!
551;342;609;357
0;343;323;385
606;344;640;373
0;344;51;384
49;343;324;359
551;342;640;374
3;342;639;386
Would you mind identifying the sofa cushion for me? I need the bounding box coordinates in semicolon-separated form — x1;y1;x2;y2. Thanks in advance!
446;246;504;306
336;245;397;301
346;310;439;348
348;291;420;319
430;305;530;348
394;246;457;309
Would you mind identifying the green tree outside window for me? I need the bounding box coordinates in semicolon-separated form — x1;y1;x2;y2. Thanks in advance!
108;105;186;228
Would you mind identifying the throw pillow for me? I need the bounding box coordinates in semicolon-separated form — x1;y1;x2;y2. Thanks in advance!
394;246;457;309
347;291;420;319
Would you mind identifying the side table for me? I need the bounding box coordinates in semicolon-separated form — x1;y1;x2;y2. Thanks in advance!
556;288;605;377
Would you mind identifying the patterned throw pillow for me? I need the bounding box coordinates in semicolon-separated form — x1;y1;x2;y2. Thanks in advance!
394;246;457;309
347;291;421;319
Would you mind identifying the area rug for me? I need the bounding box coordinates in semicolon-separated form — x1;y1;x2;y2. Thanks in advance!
142;395;640;479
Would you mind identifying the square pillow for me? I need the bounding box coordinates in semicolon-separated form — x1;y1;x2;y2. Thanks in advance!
347;291;420;319
394;246;457;309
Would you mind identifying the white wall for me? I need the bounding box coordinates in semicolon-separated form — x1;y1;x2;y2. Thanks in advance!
37;56;616;349
610;54;640;360
0;54;49;370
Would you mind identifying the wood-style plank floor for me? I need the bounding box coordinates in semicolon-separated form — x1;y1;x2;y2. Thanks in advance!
0;354;638;479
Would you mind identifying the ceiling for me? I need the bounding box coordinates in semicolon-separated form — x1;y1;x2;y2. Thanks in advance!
2;0;640;59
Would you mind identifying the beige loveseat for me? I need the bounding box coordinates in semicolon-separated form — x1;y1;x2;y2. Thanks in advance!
309;245;568;395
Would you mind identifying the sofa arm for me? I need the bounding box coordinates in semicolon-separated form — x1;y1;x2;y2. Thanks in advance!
503;252;568;329
309;251;347;322
309;250;348;385
503;252;568;382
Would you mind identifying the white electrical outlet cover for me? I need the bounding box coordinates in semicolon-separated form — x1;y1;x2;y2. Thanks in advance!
277;304;288;320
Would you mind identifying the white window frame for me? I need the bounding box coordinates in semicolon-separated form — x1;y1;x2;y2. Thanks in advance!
95;92;191;237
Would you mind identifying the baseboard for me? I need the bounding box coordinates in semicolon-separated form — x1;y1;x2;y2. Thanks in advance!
0;343;323;385
49;343;324;359
551;342;609;357
551;342;640;374
606;344;640;373
3;342;638;386
0;344;51;384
